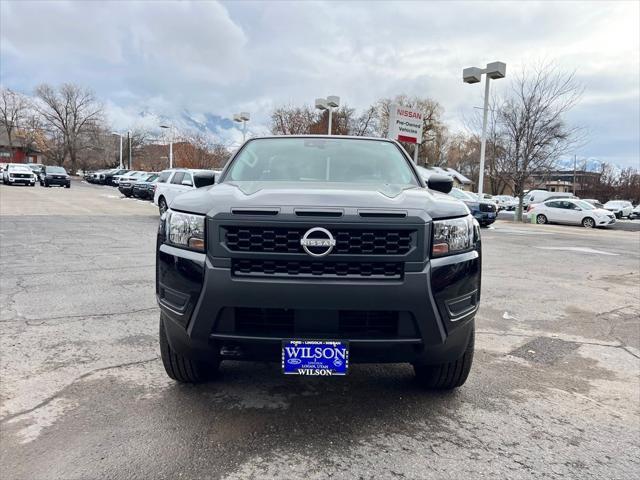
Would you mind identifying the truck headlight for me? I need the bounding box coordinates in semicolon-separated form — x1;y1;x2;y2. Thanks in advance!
432;215;475;257
165;210;205;252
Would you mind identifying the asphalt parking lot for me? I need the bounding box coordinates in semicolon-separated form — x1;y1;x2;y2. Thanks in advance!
1;179;639;480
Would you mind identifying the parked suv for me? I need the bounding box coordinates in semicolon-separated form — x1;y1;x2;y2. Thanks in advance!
603;200;633;219
40;166;71;188
153;169;216;214
3;164;37;186
156;136;480;389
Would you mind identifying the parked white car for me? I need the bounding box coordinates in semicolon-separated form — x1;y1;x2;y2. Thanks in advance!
3;165;37;186
603;200;633;218
531;198;615;228
116;171;147;186
153;169;216;214
493;195;518;211
523;190;575;208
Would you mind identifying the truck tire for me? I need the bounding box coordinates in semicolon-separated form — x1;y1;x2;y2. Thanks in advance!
159;315;217;383
414;327;474;390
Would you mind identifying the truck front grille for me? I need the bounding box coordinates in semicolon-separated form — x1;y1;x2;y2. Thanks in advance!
233;308;405;339
224;226;413;255
232;259;403;279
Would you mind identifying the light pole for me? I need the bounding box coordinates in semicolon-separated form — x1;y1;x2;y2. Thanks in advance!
111;132;123;169
315;96;340;135
233;112;250;142
127;130;132;169
463;61;506;196
159;125;173;168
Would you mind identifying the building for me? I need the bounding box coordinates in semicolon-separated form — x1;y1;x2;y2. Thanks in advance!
0;129;43;164
527;170;601;195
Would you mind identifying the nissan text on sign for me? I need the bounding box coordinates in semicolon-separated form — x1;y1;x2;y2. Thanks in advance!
387;104;424;144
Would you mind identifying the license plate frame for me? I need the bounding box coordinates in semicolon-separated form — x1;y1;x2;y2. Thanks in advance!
282;339;349;376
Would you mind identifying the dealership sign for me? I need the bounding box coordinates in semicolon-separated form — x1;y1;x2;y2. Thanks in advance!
387;104;423;144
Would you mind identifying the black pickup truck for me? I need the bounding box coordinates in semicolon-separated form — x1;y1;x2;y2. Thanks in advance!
156;136;481;389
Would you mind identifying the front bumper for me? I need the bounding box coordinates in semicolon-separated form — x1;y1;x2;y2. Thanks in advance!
44;177;70;186
8;177;35;184
598;216;616;226
473;211;496;226
157;239;481;366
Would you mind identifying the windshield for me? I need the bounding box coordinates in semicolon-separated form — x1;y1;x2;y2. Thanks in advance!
47;167;67;174
224;138;419;186
143;174;158;182
574;200;594;210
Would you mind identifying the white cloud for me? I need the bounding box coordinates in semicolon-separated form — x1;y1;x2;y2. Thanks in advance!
1;0;638;167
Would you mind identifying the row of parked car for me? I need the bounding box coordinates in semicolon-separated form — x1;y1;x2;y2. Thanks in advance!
417;166;639;229
1;163;71;188
83;167;218;208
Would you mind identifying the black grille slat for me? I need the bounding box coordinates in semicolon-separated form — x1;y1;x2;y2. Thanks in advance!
236;307;294;335
233;259;402;279
224;226;413;255
339;311;399;337
232;308;403;339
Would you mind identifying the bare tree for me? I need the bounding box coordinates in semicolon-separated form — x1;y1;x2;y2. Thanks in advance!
34;83;104;172
497;64;585;220
270;105;317;135
350;106;378;137
0;88;29;161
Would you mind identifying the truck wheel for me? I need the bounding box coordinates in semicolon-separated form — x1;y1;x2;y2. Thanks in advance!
413;328;474;390
159;315;217;383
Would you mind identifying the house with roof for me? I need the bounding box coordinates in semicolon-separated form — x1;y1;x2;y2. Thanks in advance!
419;166;474;191
0;128;43;164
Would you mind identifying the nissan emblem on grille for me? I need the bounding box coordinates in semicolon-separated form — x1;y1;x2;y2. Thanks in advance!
300;227;336;257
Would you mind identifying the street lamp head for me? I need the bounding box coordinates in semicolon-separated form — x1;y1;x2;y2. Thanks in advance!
315;98;328;110
239;112;250;122
159;125;170;129
233;113;242;122
463;67;482;84
486;61;506;80
326;96;340;108
111;131;120;136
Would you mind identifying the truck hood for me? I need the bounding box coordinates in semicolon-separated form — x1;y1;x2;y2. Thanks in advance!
170;181;469;221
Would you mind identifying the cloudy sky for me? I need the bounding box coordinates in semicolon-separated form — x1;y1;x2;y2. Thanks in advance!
1;0;638;167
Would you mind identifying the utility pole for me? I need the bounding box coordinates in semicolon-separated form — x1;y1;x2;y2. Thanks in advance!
573;154;577;195
127;130;132;170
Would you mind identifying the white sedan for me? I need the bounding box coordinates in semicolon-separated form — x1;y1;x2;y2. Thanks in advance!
603;200;633;218
531;198;615;228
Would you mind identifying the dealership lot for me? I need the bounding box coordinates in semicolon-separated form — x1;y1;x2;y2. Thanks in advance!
1;181;639;479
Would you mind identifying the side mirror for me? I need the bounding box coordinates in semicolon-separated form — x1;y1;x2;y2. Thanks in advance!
182;179;193;187
427;174;453;194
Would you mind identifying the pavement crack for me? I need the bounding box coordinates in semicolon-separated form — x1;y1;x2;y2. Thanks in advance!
1;307;159;325
0;356;160;424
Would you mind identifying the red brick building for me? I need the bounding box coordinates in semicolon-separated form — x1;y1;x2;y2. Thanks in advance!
0;129;43;164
